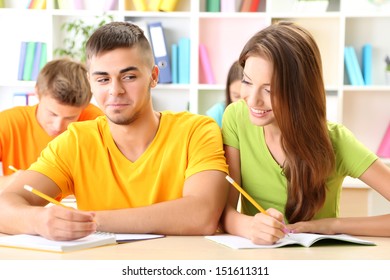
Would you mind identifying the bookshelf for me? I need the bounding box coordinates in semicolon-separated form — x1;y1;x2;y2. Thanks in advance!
0;0;389;213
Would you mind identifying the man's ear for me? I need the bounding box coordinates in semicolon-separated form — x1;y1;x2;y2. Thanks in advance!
151;65;159;87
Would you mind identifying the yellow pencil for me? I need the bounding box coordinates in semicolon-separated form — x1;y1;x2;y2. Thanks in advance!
8;165;18;172
225;175;268;215
24;185;65;207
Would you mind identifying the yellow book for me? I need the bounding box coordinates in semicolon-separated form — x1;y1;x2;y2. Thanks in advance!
148;0;161;11
132;0;147;11
159;0;178;11
33;0;46;9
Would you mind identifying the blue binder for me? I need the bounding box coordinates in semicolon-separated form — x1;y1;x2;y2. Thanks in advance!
147;22;172;84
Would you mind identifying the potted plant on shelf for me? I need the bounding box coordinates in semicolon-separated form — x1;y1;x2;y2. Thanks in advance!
54;14;113;63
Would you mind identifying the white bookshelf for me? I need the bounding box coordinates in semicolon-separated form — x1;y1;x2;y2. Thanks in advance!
0;0;389;214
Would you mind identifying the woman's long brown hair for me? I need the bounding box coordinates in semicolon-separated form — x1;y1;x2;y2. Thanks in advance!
239;21;335;223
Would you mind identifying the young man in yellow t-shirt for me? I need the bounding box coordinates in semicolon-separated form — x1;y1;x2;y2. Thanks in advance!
0;22;229;240
0;58;103;190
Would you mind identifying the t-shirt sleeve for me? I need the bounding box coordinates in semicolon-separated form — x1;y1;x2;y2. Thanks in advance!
331;123;378;178
185;116;228;179
222;101;240;149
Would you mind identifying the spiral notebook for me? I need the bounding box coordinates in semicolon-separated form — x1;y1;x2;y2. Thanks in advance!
0;232;164;253
206;233;376;249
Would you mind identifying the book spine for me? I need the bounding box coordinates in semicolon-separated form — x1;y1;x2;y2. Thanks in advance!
0;0;4;8
377;122;390;158
73;0;84;9
17;41;27;81
240;0;252;12
362;43;372;85
206;0;220;12
39;42;47;70
22;41;37;81
178;37;190;84
33;0;46;9
344;47;357;86
250;0;260;12
171;44;178;84
132;0;147;11
104;0;118;11
220;0;237;12
148;0;161;11
159;0;178;11
31;42;42;81
349;46;365;86
199;44;215;84
13;93;28;106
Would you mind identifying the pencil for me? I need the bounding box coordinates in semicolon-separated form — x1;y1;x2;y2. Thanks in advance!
225;175;268;215
24;185;65;207
8;165;18;172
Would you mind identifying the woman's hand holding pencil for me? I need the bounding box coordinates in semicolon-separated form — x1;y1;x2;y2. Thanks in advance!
225;175;290;245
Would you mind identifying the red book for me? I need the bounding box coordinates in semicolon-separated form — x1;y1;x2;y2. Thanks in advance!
250;0;260;12
377;122;390;158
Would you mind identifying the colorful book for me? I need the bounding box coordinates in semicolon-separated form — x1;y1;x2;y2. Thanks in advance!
206;0;220;12
220;0;240;12
377;122;390;158
17;42;28;81
250;0;260;12
104;0;118;11
344;46;364;86
73;0;84;9
148;0;161;11
199;44;215;84
178;37;190;84
171;44;178;84
39;42;47;70
31;42;43;81
240;0;252;12
32;0;46;9
159;0;179;11
0;0;4;8
362;43;372;85
22;42;37;81
132;0;147;11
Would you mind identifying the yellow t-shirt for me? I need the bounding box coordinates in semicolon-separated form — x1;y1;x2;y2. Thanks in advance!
0;104;102;175
29;112;228;211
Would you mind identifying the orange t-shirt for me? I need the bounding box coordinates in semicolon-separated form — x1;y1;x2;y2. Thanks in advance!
0;103;102;175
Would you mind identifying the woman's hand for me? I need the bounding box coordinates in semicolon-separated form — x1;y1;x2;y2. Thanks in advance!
249;208;288;245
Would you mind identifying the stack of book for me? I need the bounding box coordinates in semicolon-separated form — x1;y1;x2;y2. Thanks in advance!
344;44;372;86
17;41;47;82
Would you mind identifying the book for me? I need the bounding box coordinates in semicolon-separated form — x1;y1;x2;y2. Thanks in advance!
199;43;215;84
13;93;28;106
349;46;365;86
132;0;147;11
159;0;179;11
171;43;178;83
377;122;390;158
344;46;364;86
17;41;27;81
39;42;47;70
240;0;252;12
220;0;241;12
0;232;117;253
362;43;372;85
206;0;220;12
31;42;43;81
22;41;37;81
147;21;172;84
250;0;260;12
178;37;190;84
148;0;161;11
206;233;376;249
104;0;118;11
0;232;165;253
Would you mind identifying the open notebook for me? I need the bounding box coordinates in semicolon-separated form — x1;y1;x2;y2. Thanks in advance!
0;232;164;253
206;233;376;249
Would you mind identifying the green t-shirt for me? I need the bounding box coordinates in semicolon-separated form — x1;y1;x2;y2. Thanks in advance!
222;100;377;220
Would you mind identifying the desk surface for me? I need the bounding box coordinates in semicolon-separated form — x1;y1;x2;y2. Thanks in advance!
1;235;389;260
